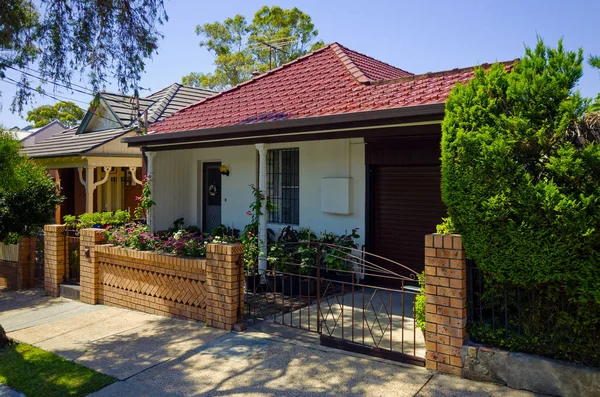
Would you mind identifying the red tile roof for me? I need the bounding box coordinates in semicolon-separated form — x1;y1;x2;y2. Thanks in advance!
332;44;413;82
152;43;516;134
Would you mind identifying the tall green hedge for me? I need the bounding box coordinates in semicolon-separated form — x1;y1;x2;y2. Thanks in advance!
0;132;62;241
441;40;600;364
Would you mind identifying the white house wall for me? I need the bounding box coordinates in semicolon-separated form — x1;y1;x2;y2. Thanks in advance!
151;138;365;246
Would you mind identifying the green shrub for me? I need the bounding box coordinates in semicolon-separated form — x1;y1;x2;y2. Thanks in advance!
442;39;600;365
63;210;131;229
414;272;426;334
0;133;62;240
435;217;455;235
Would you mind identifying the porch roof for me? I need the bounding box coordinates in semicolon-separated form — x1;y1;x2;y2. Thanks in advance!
24;127;130;158
125;42;517;148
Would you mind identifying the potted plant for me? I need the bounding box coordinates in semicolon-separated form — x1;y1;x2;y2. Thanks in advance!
241;228;261;293
322;228;360;284
241;184;273;292
297;243;318;298
267;242;295;294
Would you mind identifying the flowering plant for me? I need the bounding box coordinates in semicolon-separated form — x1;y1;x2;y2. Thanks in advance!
103;215;243;258
134;176;155;220
240;184;273;271
105;222;159;251
160;229;208;257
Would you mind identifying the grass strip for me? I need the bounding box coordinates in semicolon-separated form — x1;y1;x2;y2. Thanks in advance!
0;343;116;397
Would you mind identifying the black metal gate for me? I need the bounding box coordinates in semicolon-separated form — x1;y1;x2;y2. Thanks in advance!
33;230;45;287
244;242;425;366
64;229;80;284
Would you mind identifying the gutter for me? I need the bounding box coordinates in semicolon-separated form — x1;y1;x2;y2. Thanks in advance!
123;103;445;148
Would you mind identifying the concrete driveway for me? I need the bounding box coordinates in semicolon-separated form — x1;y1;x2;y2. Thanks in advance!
0;289;540;396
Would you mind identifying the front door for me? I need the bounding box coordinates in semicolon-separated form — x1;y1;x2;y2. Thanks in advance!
202;162;222;234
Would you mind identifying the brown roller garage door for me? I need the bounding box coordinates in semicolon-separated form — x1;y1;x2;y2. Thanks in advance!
371;165;447;286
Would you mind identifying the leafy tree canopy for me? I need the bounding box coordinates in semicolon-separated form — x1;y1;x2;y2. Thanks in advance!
0;0;167;113
0;132;61;241
26;101;85;128
442;39;600;303
182;6;324;90
588;55;600;112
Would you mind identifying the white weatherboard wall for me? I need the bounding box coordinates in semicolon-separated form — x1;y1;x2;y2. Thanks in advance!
151;138;365;246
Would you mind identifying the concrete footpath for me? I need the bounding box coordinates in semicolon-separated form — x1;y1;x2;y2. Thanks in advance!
0;289;542;397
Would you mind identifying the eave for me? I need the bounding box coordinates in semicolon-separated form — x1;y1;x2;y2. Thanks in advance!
123;103;445;150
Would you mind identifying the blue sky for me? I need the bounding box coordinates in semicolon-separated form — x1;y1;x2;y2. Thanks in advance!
2;0;599;128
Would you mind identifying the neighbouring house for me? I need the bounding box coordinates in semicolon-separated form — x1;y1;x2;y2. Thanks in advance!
24;83;214;224
19;120;69;147
124;43;515;286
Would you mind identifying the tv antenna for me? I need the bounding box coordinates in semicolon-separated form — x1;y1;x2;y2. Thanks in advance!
252;38;293;70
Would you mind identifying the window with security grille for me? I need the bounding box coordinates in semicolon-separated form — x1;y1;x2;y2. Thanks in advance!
267;148;299;224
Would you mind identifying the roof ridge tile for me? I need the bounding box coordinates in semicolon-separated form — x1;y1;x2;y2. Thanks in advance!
368;59;520;86
146;83;180;123
331;42;413;82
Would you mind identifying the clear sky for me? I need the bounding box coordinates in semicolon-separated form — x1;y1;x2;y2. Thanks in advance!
1;0;599;128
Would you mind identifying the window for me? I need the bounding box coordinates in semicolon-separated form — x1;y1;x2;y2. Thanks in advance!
267;148;299;224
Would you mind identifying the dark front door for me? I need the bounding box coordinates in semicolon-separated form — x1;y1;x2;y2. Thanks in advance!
202;162;222;234
370;165;447;286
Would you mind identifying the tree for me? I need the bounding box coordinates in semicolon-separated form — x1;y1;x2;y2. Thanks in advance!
182;6;324;90
588;55;600;112
441;39;600;365
0;132;61;241
0;0;167;112
442;39;598;299
26;101;85;128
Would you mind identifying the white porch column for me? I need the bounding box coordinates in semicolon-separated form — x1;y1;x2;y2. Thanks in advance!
128;166;144;185
79;165;112;213
255;144;268;274
85;166;96;213
146;152;157;232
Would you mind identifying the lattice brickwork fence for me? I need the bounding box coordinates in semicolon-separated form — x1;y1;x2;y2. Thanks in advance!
95;245;208;321
44;226;243;331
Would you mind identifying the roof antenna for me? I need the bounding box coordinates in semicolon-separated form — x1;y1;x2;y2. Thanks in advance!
256;39;290;70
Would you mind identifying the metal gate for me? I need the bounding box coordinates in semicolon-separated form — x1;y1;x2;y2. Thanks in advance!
64;229;80;284
33;230;45;287
244;242;425;366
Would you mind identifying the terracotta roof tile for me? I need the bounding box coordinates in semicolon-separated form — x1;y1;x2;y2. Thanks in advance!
151;43;517;134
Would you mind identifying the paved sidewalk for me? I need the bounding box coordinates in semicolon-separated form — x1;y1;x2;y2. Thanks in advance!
1;289;541;396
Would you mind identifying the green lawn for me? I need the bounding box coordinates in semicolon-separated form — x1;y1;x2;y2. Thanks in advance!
0;343;116;397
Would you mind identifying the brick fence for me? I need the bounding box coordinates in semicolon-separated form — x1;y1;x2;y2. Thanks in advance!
0;237;36;290
44;224;66;296
424;233;467;376
44;226;244;331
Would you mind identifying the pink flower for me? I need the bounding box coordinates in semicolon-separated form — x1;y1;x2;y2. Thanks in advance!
245;211;251;216
135;196;142;201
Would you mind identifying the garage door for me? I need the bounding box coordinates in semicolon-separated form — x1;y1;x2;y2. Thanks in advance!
371;165;447;286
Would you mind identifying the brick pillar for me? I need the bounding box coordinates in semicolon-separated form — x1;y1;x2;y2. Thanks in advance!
44;225;66;296
205;243;244;331
424;233;467;376
79;228;106;304
17;236;36;289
